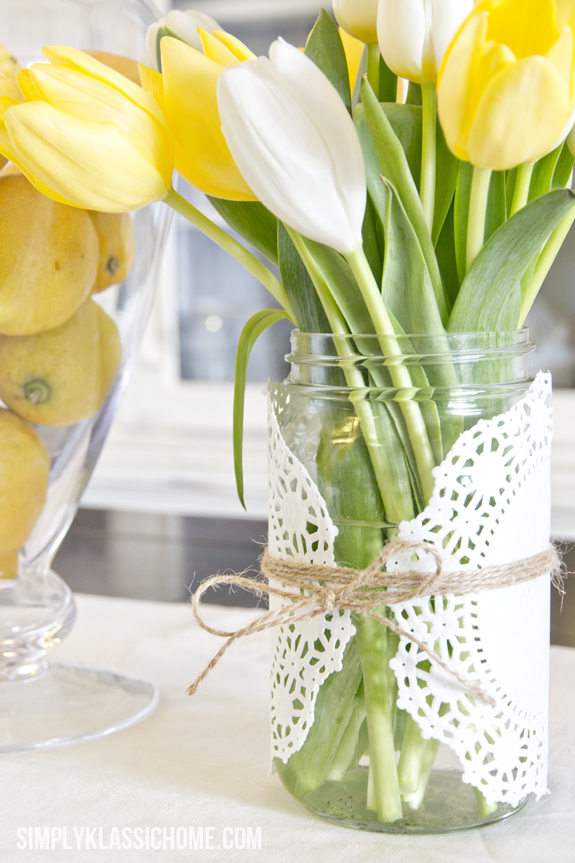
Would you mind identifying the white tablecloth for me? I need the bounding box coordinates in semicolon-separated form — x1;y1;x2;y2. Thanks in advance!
1;594;574;863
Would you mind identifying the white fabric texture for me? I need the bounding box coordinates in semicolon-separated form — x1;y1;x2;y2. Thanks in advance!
0;594;573;863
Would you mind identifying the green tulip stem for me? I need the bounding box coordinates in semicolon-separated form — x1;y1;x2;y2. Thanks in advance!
510;161;534;216
286;228;406;524
346;246;437;504
165;188;295;321
367;44;381;100
518;203;575;326
466;166;492;272
421;82;437;232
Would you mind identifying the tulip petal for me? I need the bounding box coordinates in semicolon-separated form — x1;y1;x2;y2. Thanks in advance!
199;30;240;67
485;0;559;58
139;64;165;113
438;12;494;160
16;69;42;101
160;37;254;200
269;41;366;243
42;45;165;126
468;56;570;169
3;101;170;211
212;31;256;62
339;27;364;91
378;0;426;81
218;55;364;254
166;9;219;52
431;0;474;72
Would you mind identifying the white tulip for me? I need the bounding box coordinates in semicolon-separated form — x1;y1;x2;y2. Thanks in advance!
333;0;379;44
145;9;221;71
377;0;474;83
217;40;366;255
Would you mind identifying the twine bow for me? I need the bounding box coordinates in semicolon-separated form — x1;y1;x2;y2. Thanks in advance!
188;537;562;707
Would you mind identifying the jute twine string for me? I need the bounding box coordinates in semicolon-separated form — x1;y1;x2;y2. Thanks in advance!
188;537;562;707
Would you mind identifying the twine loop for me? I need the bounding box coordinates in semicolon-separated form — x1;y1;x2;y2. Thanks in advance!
188;537;562;707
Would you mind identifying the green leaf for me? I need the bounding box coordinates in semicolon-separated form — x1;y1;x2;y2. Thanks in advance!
553;141;575;188
357;80;449;323
435;200;460;308
453;161;473;284
505;167;517;214
278;223;329;333
406;82;422;105
207;198;278;265
484;171;506;243
380;178;445;340
304;8;351;113
529;146;561;201
378;55;397;103
233;309;290;508
293;235;373;334
362;195;384;283
432;122;460;244
448;188;575;332
381;104;422;190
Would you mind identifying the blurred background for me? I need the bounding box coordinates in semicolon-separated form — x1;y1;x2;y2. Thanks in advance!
53;0;575;645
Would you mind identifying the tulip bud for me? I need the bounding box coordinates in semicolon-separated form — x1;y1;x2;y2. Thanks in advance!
217;40;366;254
378;0;474;83
437;0;575;170
145;9;221;71
333;0;379;44
0;46;173;212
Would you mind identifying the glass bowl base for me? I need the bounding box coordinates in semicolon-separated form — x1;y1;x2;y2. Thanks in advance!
302;768;527;834
0;662;158;754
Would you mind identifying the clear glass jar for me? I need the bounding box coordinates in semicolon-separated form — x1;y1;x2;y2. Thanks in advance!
269;329;548;833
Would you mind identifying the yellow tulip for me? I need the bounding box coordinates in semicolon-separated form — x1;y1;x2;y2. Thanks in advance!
141;30;255;200
0;46;173;212
339;27;365;91
437;0;575;170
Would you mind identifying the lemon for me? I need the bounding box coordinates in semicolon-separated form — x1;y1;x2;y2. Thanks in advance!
0;408;50;579
83;50;141;86
89;211;136;293
0;299;122;426
0;174;99;335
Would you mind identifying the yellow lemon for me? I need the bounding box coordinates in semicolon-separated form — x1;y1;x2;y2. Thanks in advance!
89;211;136;293
0;173;99;335
0;408;50;579
0;299;122;426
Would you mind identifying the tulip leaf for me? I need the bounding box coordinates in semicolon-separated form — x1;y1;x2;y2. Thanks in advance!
432;121;460;244
406;83;422;105
304;9;351;113
378;56;397;103
362;196;384;283
453;161;473;285
380;104;422;190
448;188;575;333
290;233;373;335
484;171;506;243
278;222;330;333
505;167;517;215
357;79;449;323
529;146;561;201
234;309;290;508
435;200;460;311
207;198;279;265
553;142;575;188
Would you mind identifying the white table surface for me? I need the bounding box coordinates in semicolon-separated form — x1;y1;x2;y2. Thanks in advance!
1;594;574;863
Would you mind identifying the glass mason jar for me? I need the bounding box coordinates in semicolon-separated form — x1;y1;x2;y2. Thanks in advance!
0;0;170;752
268;329;551;833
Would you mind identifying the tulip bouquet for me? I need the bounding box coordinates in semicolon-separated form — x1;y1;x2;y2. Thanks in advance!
0;0;573;830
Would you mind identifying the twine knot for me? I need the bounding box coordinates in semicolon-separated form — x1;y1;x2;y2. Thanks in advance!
187;537;562;707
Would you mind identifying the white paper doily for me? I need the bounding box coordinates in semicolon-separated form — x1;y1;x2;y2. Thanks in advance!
267;374;552;804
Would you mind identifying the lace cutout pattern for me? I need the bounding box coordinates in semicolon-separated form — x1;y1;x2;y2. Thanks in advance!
267;374;552;804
